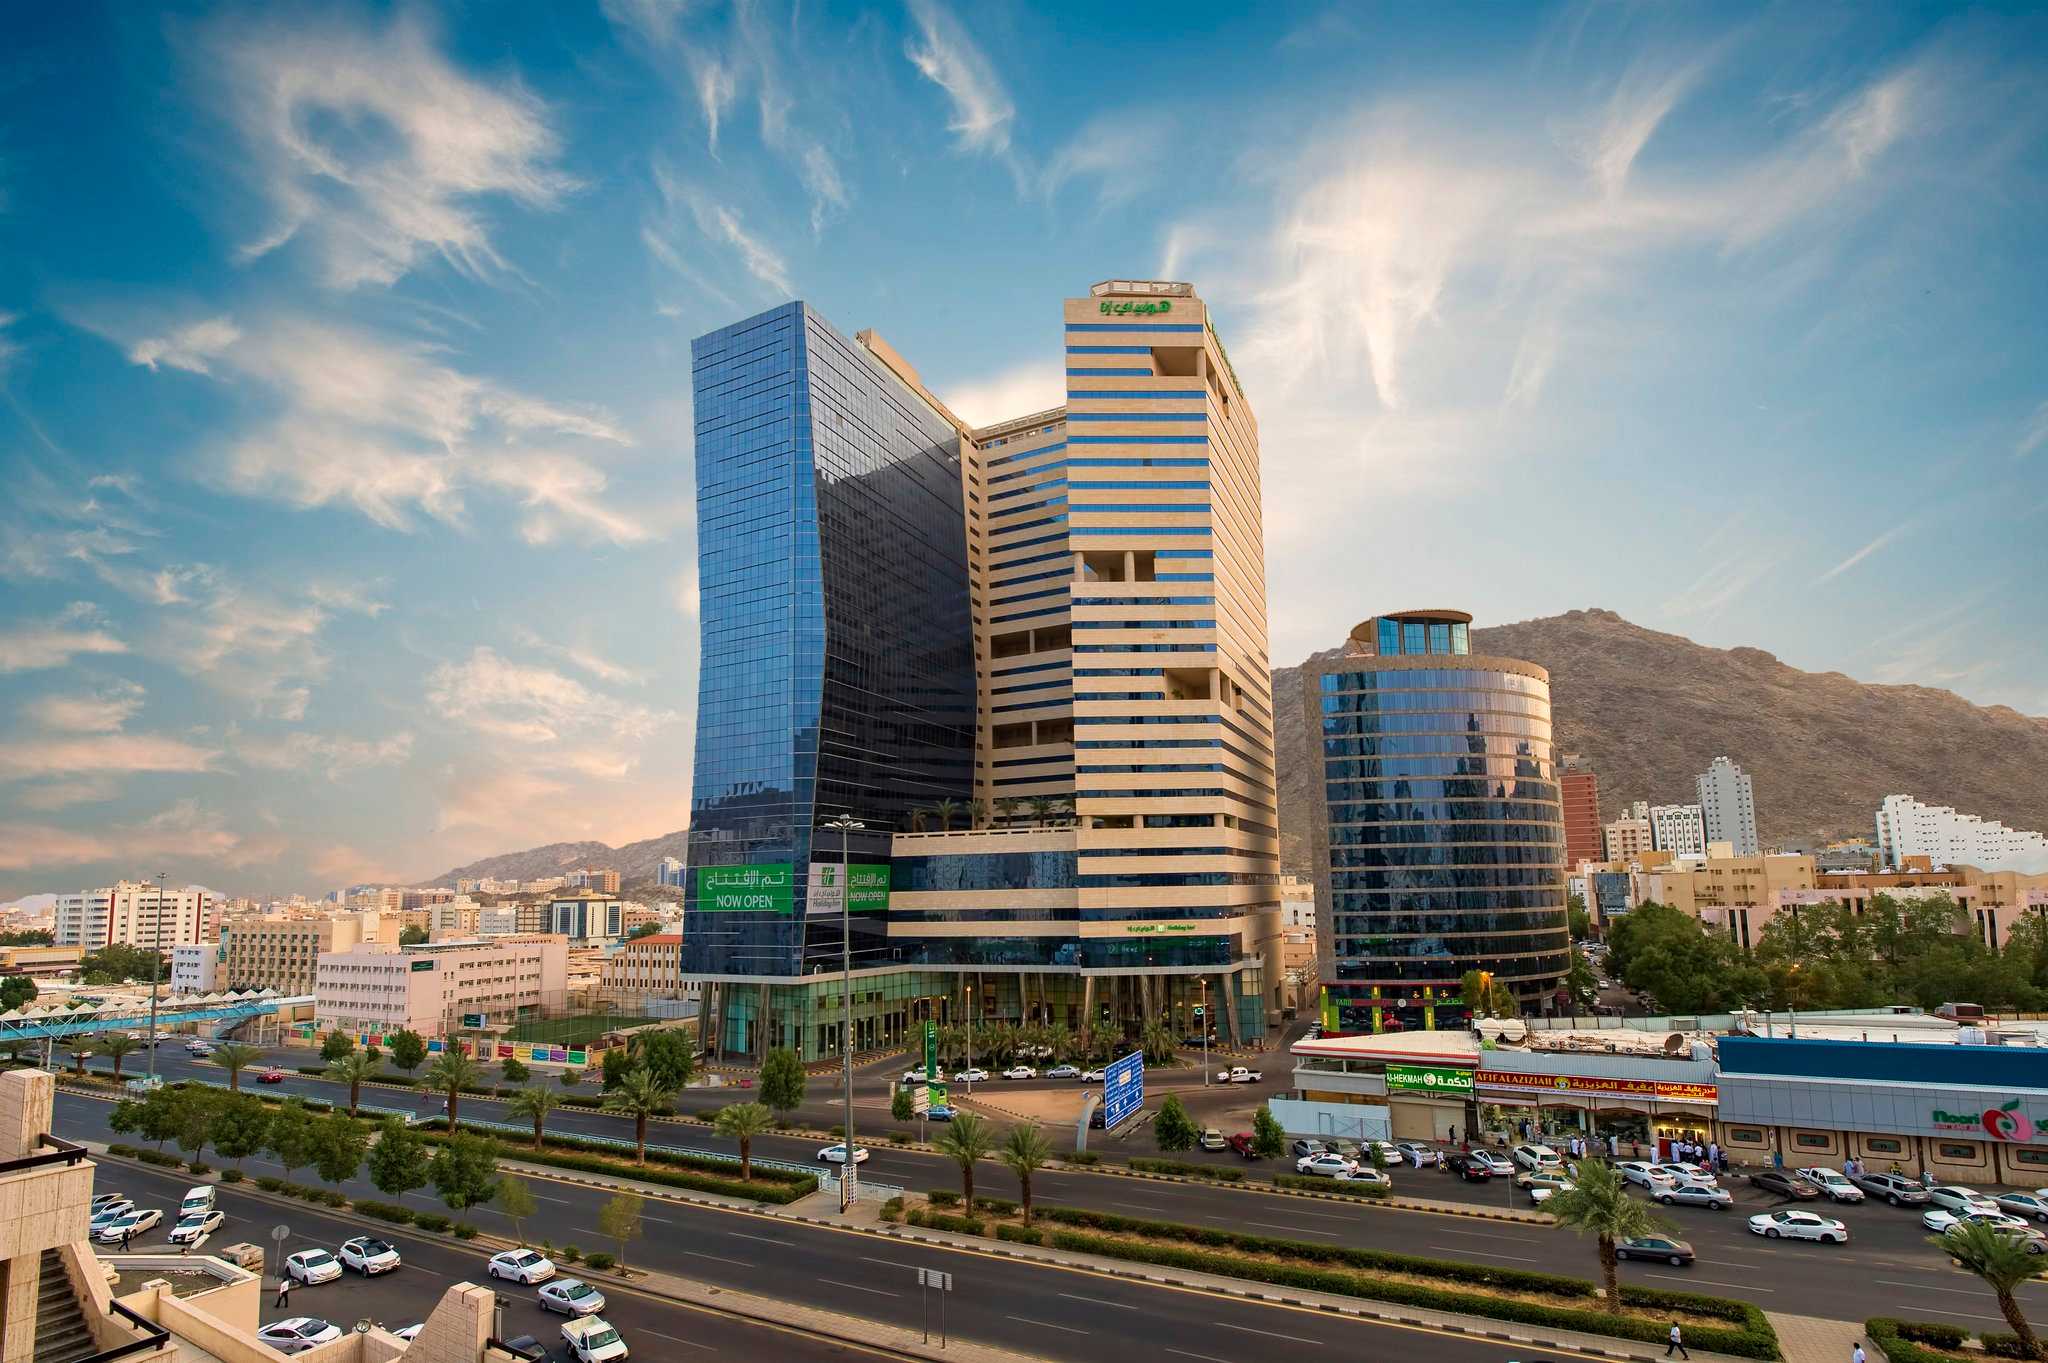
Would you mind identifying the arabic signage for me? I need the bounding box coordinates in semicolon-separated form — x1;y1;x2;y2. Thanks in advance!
807;862;890;915
1934;1100;2045;1143
1385;1063;1475;1096
1123;922;1197;933
1098;300;1173;316
1475;1069;1719;1103
696;864;795;914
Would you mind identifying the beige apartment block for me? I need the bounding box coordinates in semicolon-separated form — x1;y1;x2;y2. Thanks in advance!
314;934;568;1039
221;911;398;996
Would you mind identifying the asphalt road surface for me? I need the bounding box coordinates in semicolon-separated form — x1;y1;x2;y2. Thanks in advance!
60;1092;1602;1363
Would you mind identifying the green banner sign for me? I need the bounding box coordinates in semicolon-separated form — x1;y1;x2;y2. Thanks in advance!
1099;299;1173;316
1385;1063;1474;1096
923;1021;938;1080
814;862;890;913
696;864;795;914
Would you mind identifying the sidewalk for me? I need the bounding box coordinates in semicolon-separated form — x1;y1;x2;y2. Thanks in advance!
1766;1312;1866;1363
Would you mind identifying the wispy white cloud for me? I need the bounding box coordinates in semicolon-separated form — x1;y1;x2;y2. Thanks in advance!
128;316;240;374
426;646;673;746
942;361;1065;429
0;802;282;872
211;10;573;289
0;733;219;782
0;311;22;380
23;680;146;733
650;167;792;295
1814;520;1915;584
0;604;128;672
2018;400;2048;459
904;0;1016;159
1040;112;1174;207
231;729;414;778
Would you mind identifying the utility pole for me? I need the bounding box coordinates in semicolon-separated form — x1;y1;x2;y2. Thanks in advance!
1201;979;1210;1085
824;816;864;1212
147;871;166;1084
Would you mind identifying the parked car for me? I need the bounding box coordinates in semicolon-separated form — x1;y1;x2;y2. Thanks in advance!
1341;1166;1392;1189
1939;1218;2048;1254
1748;1169;1820;1201
1525;1173;1576;1204
900;1070;928;1085
184;1040;214;1056
91;1194;132;1216
1796;1167;1864;1203
1291;1138;1329;1160
95;1209;162;1243
1443;1153;1493;1182
1923;1207;2033;1236
257;1067;286;1084
539;1279;608;1316
89;1207;134;1236
1926;1185;2001;1216
285;1249;342;1285
1225;1067;1262;1084
1654;1162;1717;1186
256;1319;343;1355
817;1143;869;1165
1513;1143;1561;1172
1296;1152;1359;1178
1747;1209;1849;1243
1655;1182;1733;1210
1226;1132;1260;1160
1197;1128;1227;1152
339;1236;402;1275
561;1316;630;1363
1080;1068;1106;1083
953;1068;988;1084
123;1076;164;1094
1045;1065;1081;1080
168;1210;226;1245
1617;1160;1674;1189
1850;1170;1931;1206
487;1249;558;1284
1995;1191;2048;1223
1395;1141;1440;1168
1468;1150;1514;1177
1615;1235;1696;1267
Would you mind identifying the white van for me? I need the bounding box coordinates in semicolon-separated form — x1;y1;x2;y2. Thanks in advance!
180;1186;215;1219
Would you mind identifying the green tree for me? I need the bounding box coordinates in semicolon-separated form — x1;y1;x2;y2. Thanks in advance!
1605;903;1761;1013
633;1028;696;1091
597;1193;643;1270
97;1032;139;1081
321;1029;355;1062
934;1111;995;1206
265;1099;320;1182
0;974;37;1011
507;1085;560;1151
495;1174;538;1246
367;1117;429;1198
1936;1220;2044;1359
1251;1105;1286;1160
327;1051;380;1116
998;1122;1053;1224
626;922;661;940
891;1086;915;1122
1139;1022;1177;1066
126;1086;183;1150
428;1132;500;1215
310;1112;369;1186
79;943;166;985
1153;1094;1197;1152
171;1086;223;1165
759;1047;805;1117
65;1041;96;1076
1563;946;1599;1012
423;1047;482;1127
1460;969;1517;1018
601;1046;636;1091
712;1102;774;1181
559;1066;584;1087
601;1069;675;1165
399;925;430;946
1540;1159;1673;1305
933;797;960;832
500;1057;530;1086
386;1029;427;1077
0;929;54;946
211;1043;262;1092
209;1094;271;1172
1567;895;1593;941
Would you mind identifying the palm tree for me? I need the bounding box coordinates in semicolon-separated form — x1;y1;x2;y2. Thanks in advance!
422;1047;481;1128
212;1043;262;1092
935;1111;996;1207
1541;1160;1674;1305
66;1041;96;1076
1073;1021;1104;1064
712;1102;774;1180
1027;795;1055;827
98;1033;139;1081
998;1122;1054;1225
1937;1221;2044;1359
992;797;1017;827
327;1051;380;1116
507;1086;561;1152
1140;1021;1178;1066
601;1069;675;1165
933;798;960;832
908;808;931;833
967;798;988;830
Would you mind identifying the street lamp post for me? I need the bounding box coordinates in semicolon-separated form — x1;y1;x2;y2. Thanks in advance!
824;816;864;1213
1200;979;1210;1086
147;871;166;1084
964;981;975;1096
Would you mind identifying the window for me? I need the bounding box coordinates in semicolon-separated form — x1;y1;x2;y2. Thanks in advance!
1864;1137;1903;1154
1727;1128;1764;1144
1936;1142;1981;1161
2013;1149;2048;1168
1793;1133;1831;1149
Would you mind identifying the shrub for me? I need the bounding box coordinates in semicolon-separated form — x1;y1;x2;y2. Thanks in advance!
1866;1319;1974;1363
319;1189;347;1207
927;1189;961;1207
584;1252;615;1271
138;1150;181;1168
1062;1151;1100;1165
186;1161;212;1176
453;1223;479;1240
108;1143;137;1157
1979;1335;2031;1361
256;1176;284;1191
416;1125;816;1204
905;1208;984;1236
414;1213;450;1233
890;1133;909;1146
1130;1157;1242;1182
354;1200;416;1224
972;1196;1019;1216
220;1169;244;1183
561;1245;582;1263
1273;1173;1389;1198
996;1224;1045;1245
879;1196;905;1224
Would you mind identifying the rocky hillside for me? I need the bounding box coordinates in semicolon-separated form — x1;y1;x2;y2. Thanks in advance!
428;830;690;889
1272;608;2048;876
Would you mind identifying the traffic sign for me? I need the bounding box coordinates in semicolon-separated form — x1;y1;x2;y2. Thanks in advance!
271;1225;290;1243
1103;1050;1144;1128
916;1268;953;1290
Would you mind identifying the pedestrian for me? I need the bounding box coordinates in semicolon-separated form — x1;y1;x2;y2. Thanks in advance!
1666;1323;1690;1359
275;1274;292;1310
1708;1140;1720;1169
121;1226;133;1251
1608;1134;1618;1159
1852;1342;1866;1363
1448;1124;1458;1146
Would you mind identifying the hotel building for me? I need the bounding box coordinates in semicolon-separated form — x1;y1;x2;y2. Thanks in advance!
53;882;216;950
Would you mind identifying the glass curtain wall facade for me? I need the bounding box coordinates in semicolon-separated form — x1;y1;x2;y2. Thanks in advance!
1306;610;1569;1033
681;302;975;984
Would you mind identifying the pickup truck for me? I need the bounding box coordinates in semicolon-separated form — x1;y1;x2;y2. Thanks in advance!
1216;1066;1262;1084
123;1075;165;1094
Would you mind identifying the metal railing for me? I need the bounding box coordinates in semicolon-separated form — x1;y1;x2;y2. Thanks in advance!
78;1300;171;1363
0;1132;90;1174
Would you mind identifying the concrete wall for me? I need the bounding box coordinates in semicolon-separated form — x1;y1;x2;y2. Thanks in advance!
1268;1096;1391;1142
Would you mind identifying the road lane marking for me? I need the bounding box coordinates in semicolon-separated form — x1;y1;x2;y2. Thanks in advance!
1246;1221;1336;1237
858;1256;912;1269
1111;1201;1167;1212
643;1331;715;1352
1057;1292;1138;1310
680;1251;751;1267
1007;1315;1088;1335
1208;1321;1317;1345
1164;1350;1231;1363
531;1194;576;1206
1429;1246;1538;1262
1876;1279;1990;1297
1648;1274;1772;1292
726;1232;784;1246
1428;1225;1542;1242
819;1278;898;1298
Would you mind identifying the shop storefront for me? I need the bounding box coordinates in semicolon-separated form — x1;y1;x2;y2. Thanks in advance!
1469;1057;1719;1159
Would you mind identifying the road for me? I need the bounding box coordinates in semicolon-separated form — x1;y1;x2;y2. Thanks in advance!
59;1092;1597;1363
73;1046;2048;1331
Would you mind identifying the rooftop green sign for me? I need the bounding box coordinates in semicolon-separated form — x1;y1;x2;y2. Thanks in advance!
1099;299;1173;316
696;864;795;914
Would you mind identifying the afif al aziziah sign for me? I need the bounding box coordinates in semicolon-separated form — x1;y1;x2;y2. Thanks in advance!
1474;1070;1718;1103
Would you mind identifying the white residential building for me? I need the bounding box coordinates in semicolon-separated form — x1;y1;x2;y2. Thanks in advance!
315;935;569;1039
1876;794;2048;873
1649;803;1708;858
548;893;624;942
54;881;217;949
1696;757;1760;857
476;906;519;935
169;943;220;993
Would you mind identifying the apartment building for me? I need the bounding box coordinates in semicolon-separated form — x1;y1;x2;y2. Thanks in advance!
570;868;621;894
169;942;220;993
1876;794;2048;874
602;933;684;995
222;911;397;996
314;934;569;1038
1696;756;1760;856
548;892;624;942
1558;755;1602;868
1604;809;1653;860
1649;802;1707;857
54;881;217;949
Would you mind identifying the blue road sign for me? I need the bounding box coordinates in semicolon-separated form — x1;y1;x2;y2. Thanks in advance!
1103;1050;1144;1128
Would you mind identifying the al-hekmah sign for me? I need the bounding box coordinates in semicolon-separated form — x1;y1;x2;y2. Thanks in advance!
1385;1063;1475;1096
1475;1070;1718;1103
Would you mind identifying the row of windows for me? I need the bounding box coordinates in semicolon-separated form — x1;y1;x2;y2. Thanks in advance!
1325;843;1565;867
1069;435;1209;445
1331;934;1567;960
1318;713;1553;740
1325;799;1563;824
1069;503;1212;514
1330;892;1567;916
1073;618;1215;630
1065;390;1205;398
992;678;1070;696
991;659;1065;678
1318;746;1551;771
987;441;1068;470
1078;845;1276;860
1067;412;1204;423
991;605;1069;625
1069;480;1210;490
1076;872;1278;888
1077;595;1216;606
892;851;1077;891
1328;822;1565;846
1329;866;1568;890
1320;668;1548;697
1371;618;1471;658
1316;689;1551;717
1065;367;1153;376
1074;643;1218;653
1326;910;1566;933
1078;763;1227;774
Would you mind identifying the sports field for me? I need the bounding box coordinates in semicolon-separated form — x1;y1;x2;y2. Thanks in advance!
506;1012;660;1046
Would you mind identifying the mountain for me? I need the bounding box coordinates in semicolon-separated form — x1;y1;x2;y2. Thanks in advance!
1271;608;2048;877
428;830;690;889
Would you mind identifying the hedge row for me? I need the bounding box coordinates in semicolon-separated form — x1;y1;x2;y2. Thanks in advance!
1129;1157;1243;1182
417;1127;815;1205
904;1207;985;1236
995;1224;1045;1245
430;1118;810;1187
1273;1173;1389;1198
1866;1319;2032;1363
252;1176;348;1208
354;1200;417;1225
1042;1228;1778;1360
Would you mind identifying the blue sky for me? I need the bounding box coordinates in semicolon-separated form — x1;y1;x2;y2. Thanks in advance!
2;2;2044;899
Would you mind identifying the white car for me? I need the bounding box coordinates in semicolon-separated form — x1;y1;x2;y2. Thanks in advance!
539;1279;609;1316
1525;1172;1576;1204
1655;1182;1734;1210
95;1209;162;1243
1366;1140;1405;1167
1618;1161;1675;1189
1340;1165;1392;1189
1796;1167;1864;1202
1927;1185;2001;1216
180;1187;216;1219
168;1210;226;1245
1395;1141;1440;1167
1296;1152;1358;1178
953;1068;989;1083
1513;1143;1561;1171
1996;1191;2048;1223
91;1196;134;1220
1469;1151;1514;1177
488;1249;557;1284
817;1143;869;1165
284;1249;342;1285
256;1318;343;1355
1748;1209;1849;1243
900;1070;931;1085
1654;1163;1717;1187
185;1041;214;1056
1080;1068;1106;1083
339;1236;401;1275
1045;1064;1081;1079
1225;1067;1263;1084
1001;1065;1036;1080
562;1316;630;1363
1924;1207;2031;1235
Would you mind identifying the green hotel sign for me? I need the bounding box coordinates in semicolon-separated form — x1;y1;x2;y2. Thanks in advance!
696;864;795;914
814;862;891;913
1123;922;1199;934
1384;1063;1474;1096
1099;299;1173;316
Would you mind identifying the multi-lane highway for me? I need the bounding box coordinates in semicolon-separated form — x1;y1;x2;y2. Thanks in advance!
57;1092;1547;1363
71;1045;2048;1333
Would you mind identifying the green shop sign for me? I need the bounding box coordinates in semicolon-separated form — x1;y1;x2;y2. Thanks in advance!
1384;1063;1474;1096
1099;299;1173;316
811;862;891;913
1123;922;1198;933
696;864;795;914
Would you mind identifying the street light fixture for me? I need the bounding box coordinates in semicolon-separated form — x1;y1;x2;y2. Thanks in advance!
823;815;864;1213
147;871;166;1084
